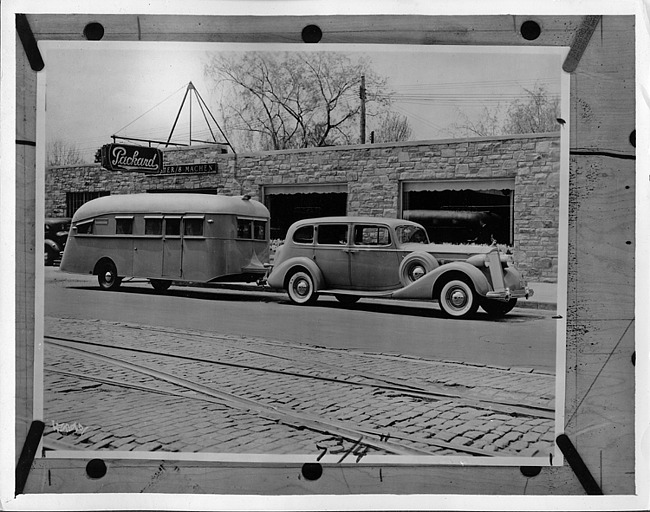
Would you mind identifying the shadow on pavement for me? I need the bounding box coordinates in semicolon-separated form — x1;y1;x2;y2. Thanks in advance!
70;283;547;322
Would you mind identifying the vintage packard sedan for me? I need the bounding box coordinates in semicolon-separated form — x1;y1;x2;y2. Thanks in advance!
266;216;534;318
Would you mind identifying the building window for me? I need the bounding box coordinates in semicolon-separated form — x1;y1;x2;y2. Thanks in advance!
401;179;515;245
263;185;347;240
66;191;110;217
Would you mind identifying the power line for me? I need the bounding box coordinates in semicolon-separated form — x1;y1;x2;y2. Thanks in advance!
112;83;190;136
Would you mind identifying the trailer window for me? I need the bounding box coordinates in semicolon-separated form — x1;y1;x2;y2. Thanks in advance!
75;220;94;235
237;218;252;239
253;220;266;240
145;218;163;235
116;217;133;235
165;217;181;236
184;218;204;237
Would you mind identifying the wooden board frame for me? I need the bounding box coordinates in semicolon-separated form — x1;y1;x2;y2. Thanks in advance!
1;1;647;509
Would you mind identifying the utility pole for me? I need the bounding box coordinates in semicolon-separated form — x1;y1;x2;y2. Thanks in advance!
359;75;366;144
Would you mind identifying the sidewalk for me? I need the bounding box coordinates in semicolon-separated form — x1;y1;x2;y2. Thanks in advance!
522;282;558;311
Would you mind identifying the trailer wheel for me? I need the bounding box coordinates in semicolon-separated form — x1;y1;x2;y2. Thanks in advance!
97;260;122;291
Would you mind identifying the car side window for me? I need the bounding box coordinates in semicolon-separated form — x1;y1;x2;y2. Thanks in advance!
317;224;348;245
293;225;314;244
354;225;391;246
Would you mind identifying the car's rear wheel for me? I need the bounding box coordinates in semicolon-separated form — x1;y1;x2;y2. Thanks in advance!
97;260;122;291
150;279;172;292
438;278;478;319
481;298;517;317
287;270;318;305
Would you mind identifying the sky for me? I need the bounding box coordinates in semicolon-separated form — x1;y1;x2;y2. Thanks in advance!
42;42;564;162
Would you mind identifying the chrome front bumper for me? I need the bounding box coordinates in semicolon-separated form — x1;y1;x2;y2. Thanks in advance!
485;285;534;301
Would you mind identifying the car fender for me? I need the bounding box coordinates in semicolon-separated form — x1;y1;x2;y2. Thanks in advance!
45;239;61;252
266;257;325;291
392;261;491;300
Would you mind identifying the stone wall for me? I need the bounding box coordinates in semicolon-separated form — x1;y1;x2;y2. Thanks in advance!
46;133;561;282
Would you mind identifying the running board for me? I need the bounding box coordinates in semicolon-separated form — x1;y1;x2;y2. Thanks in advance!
318;289;397;299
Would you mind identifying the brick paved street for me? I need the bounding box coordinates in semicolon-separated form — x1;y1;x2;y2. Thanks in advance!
43;317;556;462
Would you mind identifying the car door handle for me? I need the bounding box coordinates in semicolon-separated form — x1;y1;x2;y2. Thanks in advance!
343;249;359;254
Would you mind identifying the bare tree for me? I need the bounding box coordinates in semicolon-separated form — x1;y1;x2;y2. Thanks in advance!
372;112;412;143
47;139;87;167
447;84;560;138
448;104;507;138
504;85;560;134
204;52;392;151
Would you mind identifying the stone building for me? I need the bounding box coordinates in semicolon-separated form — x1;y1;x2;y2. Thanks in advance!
46;132;561;282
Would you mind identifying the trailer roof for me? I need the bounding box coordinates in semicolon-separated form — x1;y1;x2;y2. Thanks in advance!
72;193;269;221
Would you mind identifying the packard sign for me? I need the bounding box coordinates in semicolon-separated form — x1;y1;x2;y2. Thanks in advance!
96;144;163;173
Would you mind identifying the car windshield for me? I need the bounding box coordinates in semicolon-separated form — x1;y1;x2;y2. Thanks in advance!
395;225;429;245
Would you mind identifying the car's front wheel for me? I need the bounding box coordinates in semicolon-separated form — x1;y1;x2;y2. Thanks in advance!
287;270;318;305
438;278;478;319
480;298;517;317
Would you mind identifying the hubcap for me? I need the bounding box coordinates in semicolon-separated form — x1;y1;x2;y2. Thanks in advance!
295;279;309;296
411;265;426;280
449;288;467;308
104;271;114;283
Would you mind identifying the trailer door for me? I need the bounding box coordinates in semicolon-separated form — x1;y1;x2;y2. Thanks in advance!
133;215;164;277
162;216;183;278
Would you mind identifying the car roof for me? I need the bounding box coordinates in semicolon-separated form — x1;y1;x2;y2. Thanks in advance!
290;216;422;228
71;193;269;222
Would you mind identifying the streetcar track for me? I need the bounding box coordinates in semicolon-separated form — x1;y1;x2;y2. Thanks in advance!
47;341;462;457
117;321;554;376
45;334;553;418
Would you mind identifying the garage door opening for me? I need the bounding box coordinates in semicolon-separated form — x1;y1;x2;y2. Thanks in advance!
265;191;347;240
402;180;514;246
